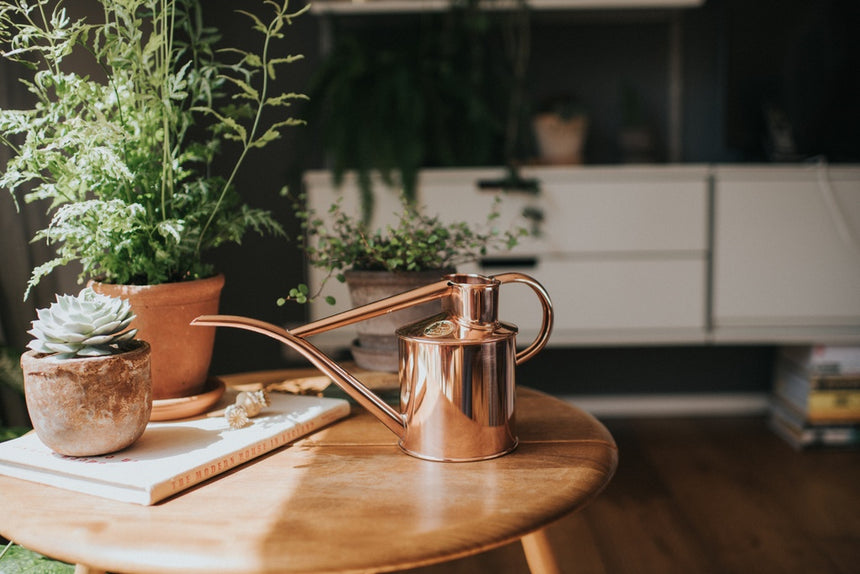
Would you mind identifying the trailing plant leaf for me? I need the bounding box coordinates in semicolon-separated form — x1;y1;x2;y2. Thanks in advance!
307;0;528;223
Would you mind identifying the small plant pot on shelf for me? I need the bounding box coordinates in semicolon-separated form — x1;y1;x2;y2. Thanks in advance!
21;341;152;457
532;112;588;165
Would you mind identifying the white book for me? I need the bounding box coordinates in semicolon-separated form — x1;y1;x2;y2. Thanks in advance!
0;392;350;505
780;345;860;376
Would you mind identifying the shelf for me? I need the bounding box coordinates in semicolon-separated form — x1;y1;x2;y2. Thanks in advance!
309;0;705;15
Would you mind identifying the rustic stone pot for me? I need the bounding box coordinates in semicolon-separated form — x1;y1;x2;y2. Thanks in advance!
90;275;224;401
21;341;152;457
345;269;452;372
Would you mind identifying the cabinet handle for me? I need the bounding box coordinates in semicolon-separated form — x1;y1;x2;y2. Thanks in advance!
476;177;540;194
480;257;538;269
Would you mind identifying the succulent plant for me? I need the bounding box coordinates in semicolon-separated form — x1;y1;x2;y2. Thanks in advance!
27;288;138;359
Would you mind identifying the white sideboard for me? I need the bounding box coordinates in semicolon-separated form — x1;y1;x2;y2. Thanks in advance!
302;163;860;348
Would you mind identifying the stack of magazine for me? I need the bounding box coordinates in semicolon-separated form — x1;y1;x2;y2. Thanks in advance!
769;346;860;450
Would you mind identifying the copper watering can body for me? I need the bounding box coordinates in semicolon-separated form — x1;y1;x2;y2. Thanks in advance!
193;273;553;462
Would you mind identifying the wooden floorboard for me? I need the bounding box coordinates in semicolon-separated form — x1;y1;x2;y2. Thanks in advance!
400;416;860;574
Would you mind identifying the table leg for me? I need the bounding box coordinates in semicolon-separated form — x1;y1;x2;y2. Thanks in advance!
521;529;562;574
74;564;106;574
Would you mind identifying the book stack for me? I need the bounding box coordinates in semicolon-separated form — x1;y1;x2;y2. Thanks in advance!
769;345;860;450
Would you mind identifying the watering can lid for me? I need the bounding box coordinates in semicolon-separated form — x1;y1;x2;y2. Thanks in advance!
396;313;517;344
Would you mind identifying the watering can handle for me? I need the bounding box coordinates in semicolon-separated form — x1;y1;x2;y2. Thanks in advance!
494;273;554;365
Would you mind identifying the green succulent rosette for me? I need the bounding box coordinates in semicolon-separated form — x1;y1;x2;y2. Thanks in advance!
27;288;137;359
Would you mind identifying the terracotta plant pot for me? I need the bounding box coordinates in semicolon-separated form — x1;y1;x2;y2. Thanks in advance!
90;275;225;400
345;269;452;372
21;341;152;457
532;112;588;165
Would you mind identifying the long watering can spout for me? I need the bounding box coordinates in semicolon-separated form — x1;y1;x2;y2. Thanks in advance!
191;315;406;439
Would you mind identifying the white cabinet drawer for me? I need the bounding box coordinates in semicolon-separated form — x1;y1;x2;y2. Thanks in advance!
713;166;860;329
530;168;708;253
418;166;710;254
307;166;710;255
463;257;707;343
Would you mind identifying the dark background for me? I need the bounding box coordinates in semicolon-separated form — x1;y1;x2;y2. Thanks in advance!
3;0;857;402
204;0;857;395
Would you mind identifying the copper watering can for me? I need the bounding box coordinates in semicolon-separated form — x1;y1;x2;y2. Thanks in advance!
192;273;553;462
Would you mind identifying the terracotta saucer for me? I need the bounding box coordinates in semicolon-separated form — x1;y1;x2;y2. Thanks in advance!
150;378;226;421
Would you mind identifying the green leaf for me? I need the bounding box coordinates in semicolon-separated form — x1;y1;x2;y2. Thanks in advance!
269;55;305;66
220;75;260;103
0;543;74;573
193;107;248;144
250;126;282;148
0;427;30;442
264;92;309;107
235;10;268;34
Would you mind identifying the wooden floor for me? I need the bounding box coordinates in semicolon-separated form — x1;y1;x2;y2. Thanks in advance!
401;415;860;574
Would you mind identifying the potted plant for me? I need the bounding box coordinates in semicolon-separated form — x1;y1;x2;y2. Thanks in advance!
532;94;589;165
20;287;151;456
308;0;533;223
617;83;656;163
0;0;308;405
282;192;526;371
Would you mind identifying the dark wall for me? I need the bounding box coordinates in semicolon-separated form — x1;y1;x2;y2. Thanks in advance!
2;1;839;390
722;0;860;161
518;345;776;396
207;0;858;385
204;2;321;375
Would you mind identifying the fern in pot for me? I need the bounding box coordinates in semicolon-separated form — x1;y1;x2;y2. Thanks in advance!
21;288;151;456
282;192;526;371
0;0;308;406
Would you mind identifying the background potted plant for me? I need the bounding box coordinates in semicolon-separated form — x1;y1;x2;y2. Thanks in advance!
282;192;527;371
0;0;308;406
307;0;532;223
532;94;589;165
20;288;151;457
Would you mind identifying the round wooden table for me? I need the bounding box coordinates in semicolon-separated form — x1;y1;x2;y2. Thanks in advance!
0;369;618;574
